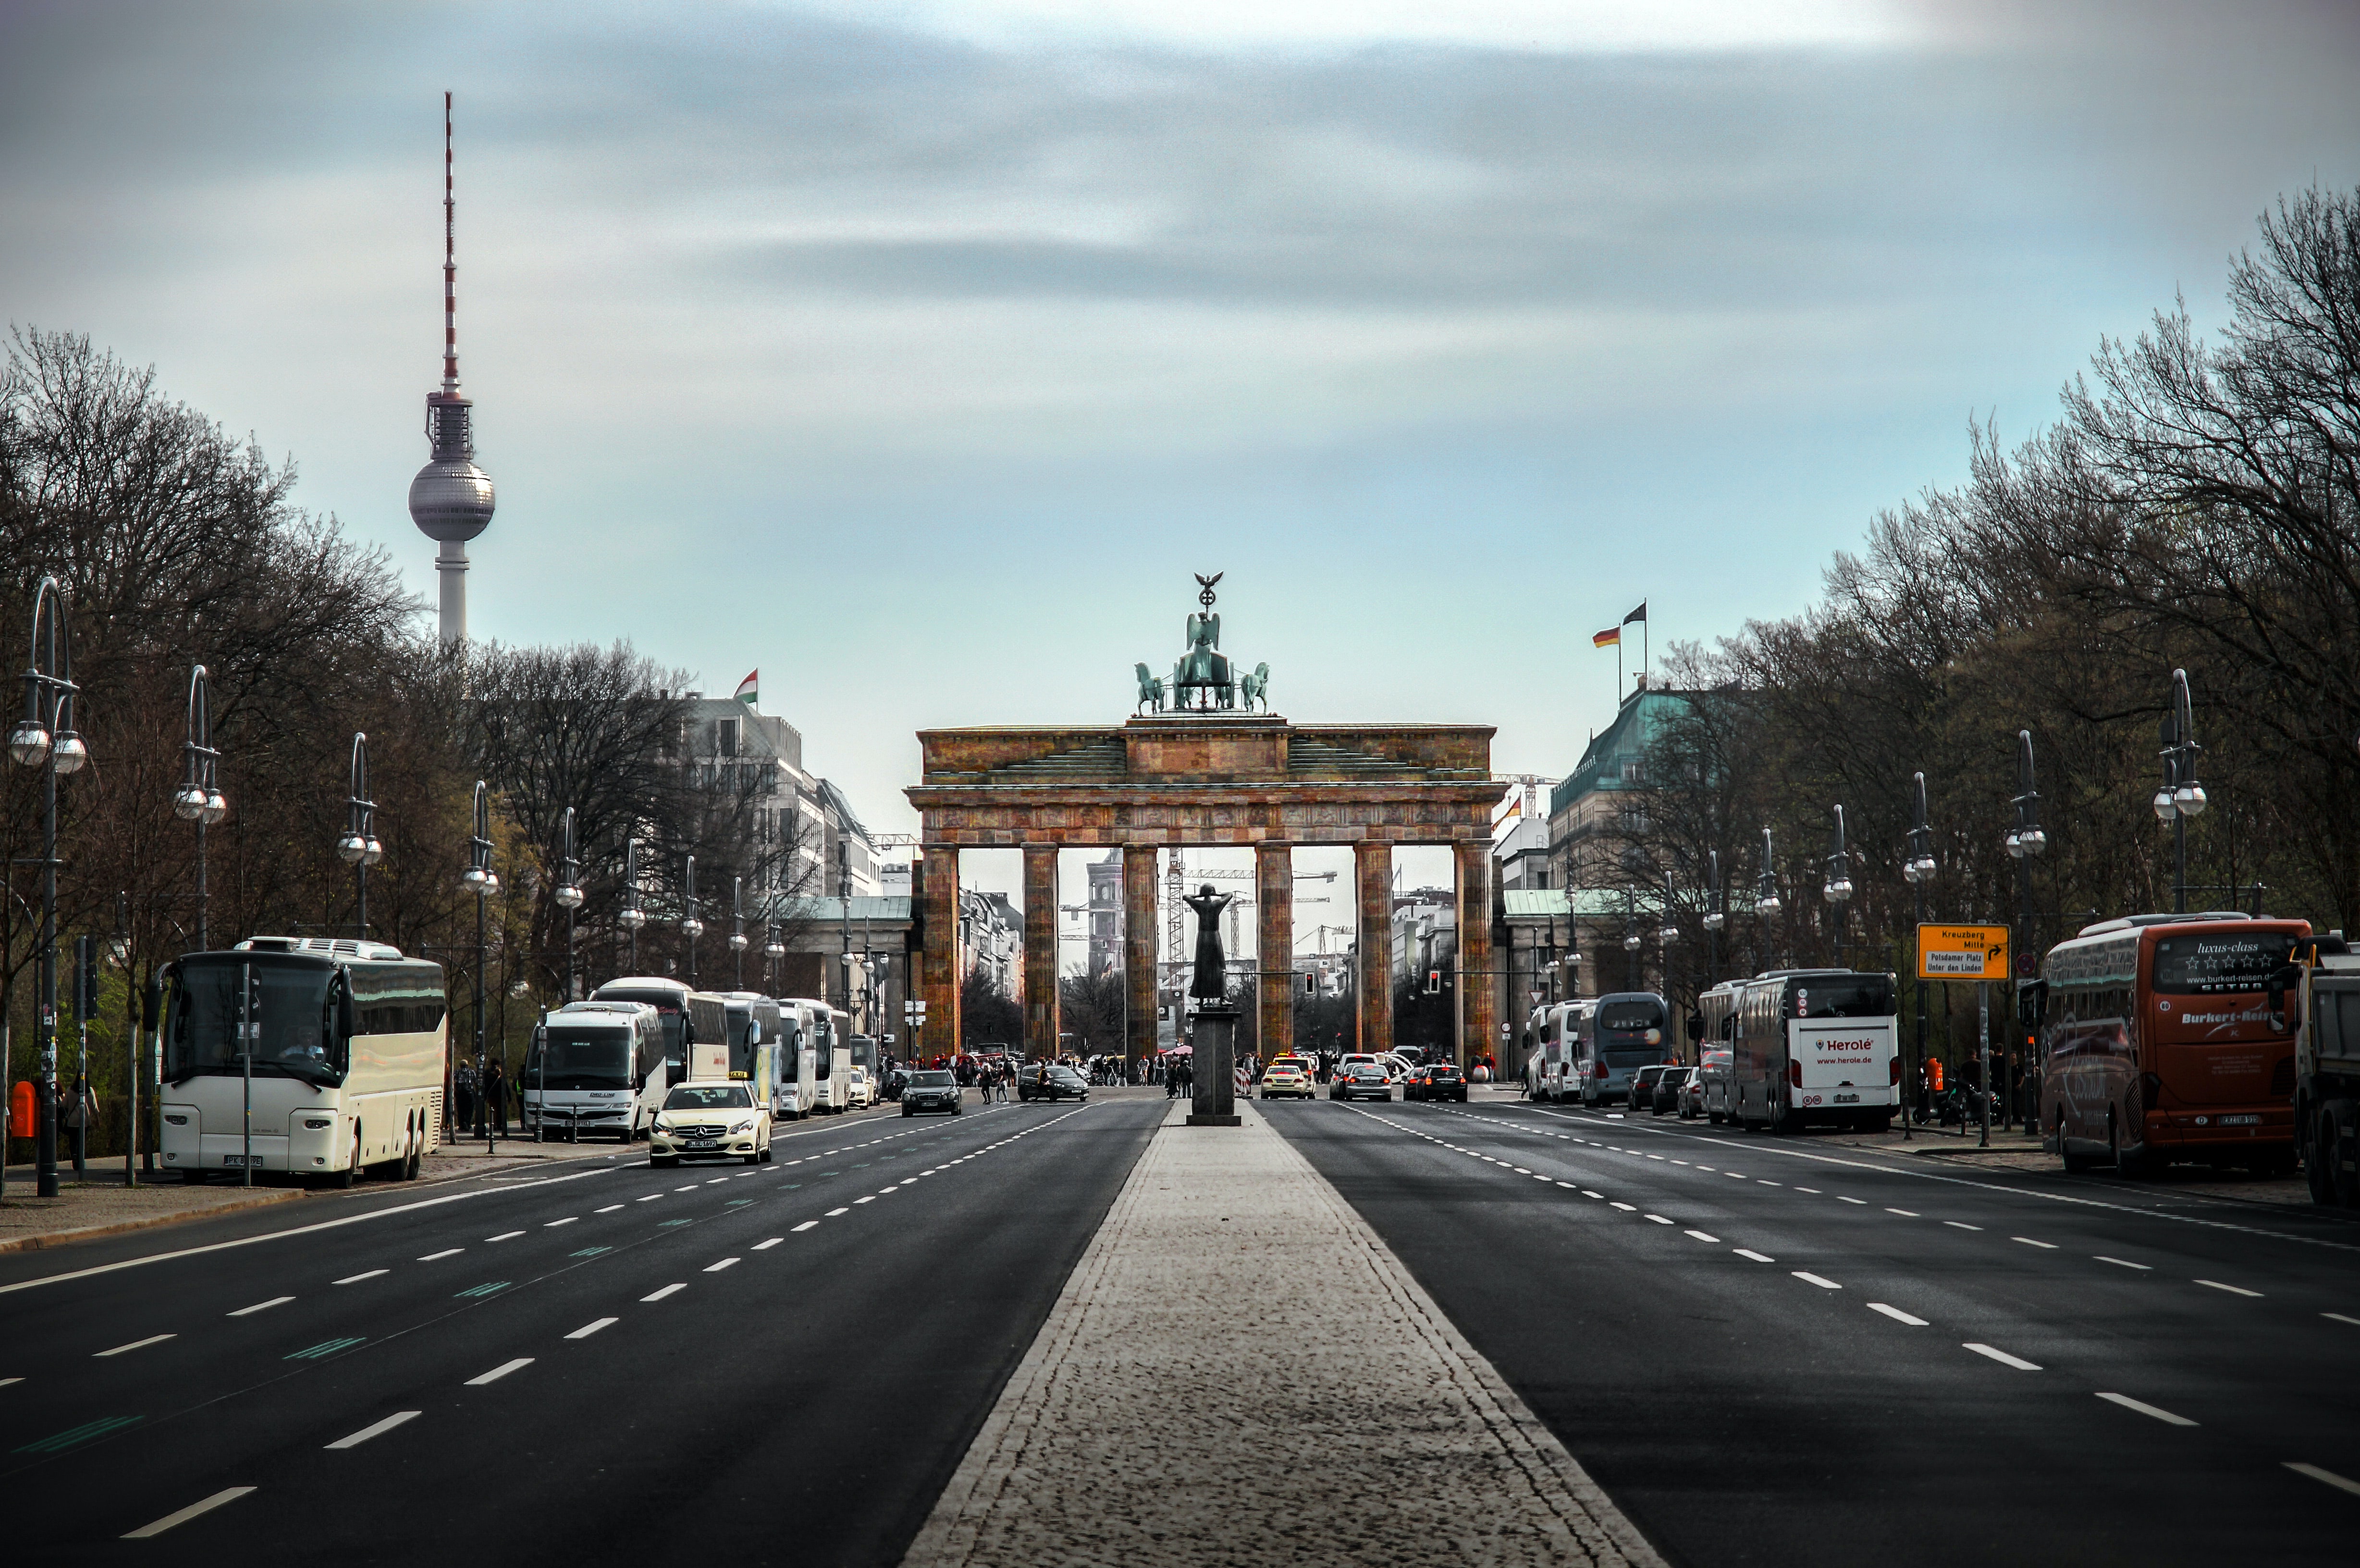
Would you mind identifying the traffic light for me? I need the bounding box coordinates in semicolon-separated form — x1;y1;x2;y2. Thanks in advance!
1426;969;1441;995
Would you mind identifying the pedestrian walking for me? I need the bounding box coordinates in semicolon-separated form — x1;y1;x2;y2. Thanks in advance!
485;1058;508;1139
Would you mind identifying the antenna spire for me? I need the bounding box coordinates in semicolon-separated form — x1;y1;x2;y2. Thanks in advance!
442;89;458;393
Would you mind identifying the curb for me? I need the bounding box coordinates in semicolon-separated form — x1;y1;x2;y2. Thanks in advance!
0;1188;304;1254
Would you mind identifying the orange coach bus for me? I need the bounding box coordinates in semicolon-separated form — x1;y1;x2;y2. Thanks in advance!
2035;912;2308;1176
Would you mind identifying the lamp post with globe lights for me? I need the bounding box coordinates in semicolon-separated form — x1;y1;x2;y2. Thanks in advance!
1753;827;1782;975
730;876;749;991
12;576;86;1198
1901;771;1938;1139
680;855;704;987
464;781;501;1151
1823;805;1855;968
552;807;583;1003
173;664;227;952
1701;849;1725;992
618;838;646;969
764;907;785;995
2154;670;2206;914
336;734;383;941
2004;731;2048;1132
1622;886;1643;992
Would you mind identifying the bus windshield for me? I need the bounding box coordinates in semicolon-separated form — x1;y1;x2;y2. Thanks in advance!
2151;931;2297;994
1791;976;1895;1018
593;990;687;1062
529;1027;635;1090
166;956;342;1085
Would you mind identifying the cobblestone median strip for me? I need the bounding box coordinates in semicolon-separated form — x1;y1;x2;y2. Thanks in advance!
900;1101;1666;1568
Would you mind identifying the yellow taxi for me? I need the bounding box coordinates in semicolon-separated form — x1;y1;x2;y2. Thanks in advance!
1259;1061;1315;1100
650;1080;773;1167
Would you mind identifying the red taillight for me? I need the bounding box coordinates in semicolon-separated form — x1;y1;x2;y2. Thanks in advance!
1890;1056;1902;1085
1787;1060;1801;1088
1595;1062;1609;1078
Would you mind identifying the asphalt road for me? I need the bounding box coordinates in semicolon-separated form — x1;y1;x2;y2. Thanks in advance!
0;1093;1164;1564
1267;1091;2360;1568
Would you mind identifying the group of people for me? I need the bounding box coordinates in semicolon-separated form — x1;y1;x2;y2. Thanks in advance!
451;1058;515;1138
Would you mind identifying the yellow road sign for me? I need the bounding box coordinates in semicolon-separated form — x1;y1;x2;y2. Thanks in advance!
1917;923;2009;982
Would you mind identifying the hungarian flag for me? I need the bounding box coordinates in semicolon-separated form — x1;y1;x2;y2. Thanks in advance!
1593;626;1620;648
733;670;758;706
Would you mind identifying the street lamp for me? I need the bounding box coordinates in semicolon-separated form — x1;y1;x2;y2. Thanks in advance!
1622;886;1642;991
681;853;703;984
2004;730;2046;1133
464;781;500;1150
1754;826;1782;917
1823;804;1854;968
1902;770;1935;1139
173;663;227;952
618;838;646;968
729;875;749;990
763;909;785;993
553;806;583;1003
12;576;84;1198
2154;669;2206;913
335;733;383;940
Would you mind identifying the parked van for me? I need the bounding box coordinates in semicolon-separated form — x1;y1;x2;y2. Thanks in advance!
523;1001;667;1143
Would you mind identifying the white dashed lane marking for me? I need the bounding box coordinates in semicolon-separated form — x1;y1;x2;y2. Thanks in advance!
2097;1392;2197;1426
465;1357;534;1386
123;1487;256;1538
325;1410;420;1449
1963;1343;2041;1371
229;1296;295;1316
565;1318;617;1340
1868;1303;1928;1326
640;1284;685;1302
95;1334;174;1358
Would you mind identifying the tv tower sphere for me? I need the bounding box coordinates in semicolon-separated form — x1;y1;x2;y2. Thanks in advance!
409;92;494;646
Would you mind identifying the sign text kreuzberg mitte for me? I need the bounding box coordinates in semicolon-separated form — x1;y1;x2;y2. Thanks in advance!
1917;923;2010;982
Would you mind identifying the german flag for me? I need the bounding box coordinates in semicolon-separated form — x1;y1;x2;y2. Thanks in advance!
1593;626;1621;648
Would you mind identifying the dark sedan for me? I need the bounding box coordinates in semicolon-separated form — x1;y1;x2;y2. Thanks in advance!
1019;1064;1090;1102
1650;1066;1692;1116
899;1070;964;1116
1405;1064;1469;1102
1330;1063;1391;1102
1629;1065;1671;1114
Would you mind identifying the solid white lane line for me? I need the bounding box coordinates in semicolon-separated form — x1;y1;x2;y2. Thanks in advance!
595;1204;624;1213
325;1410;420;1448
333;1269;388;1285
705;1258;740;1272
123;1487;256;1538
753;1238;783;1250
229;1296;295;1317
2286;1461;2360;1497
95;1334;175;1358
2324;1312;2360;1326
1734;1249;1776;1263
465;1357;534;1386
1684;1230;1721;1243
2097;1392;2197;1427
1886;1209;1919;1217
486;1231;525;1242
793;1220;819;1232
1794;1272;1843;1290
418;1249;463;1261
544;1217;578;1228
2195;1279;2262;1298
2012;1237;2057;1249
640;1284;685;1302
825;1207;849;1217
565;1318;618;1340
2097;1256;2151;1270
1963;1343;2041;1371
1868;1303;1928;1326
1945;1222;1983;1231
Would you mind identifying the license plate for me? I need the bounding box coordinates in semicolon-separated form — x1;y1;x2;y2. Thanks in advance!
2218;1114;2261;1127
687;1139;718;1150
1834;1093;1858;1104
222;1154;262;1166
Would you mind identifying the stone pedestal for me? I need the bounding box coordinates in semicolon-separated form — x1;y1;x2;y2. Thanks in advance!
1186;1006;1240;1127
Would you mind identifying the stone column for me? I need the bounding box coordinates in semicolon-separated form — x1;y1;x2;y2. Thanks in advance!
1256;840;1293;1064
1355;840;1392;1056
1123;844;1159;1071
916;845;961;1063
1456;837;1494;1069
1023;844;1060;1059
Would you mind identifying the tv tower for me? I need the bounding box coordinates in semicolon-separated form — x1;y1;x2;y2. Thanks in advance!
407;91;495;647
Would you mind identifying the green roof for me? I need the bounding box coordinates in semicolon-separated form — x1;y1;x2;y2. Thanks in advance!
1549;689;1692;819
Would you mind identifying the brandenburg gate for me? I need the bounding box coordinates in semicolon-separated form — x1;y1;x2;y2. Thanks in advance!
904;578;1500;1066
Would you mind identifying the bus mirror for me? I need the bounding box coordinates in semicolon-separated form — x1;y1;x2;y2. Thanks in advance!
336;981;358;1043
143;976;162;1031
1685;1014;1704;1042
2267;963;2303;1031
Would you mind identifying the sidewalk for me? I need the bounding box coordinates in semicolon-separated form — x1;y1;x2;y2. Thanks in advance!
0;1133;612;1254
901;1098;1664;1568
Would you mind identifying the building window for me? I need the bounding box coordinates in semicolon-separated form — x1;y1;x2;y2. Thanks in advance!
718;717;740;758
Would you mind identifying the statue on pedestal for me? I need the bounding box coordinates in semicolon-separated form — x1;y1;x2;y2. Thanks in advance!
1182;884;1234;1002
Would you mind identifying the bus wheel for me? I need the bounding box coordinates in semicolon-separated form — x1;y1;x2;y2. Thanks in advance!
335;1131;360;1189
2060;1114;2092;1174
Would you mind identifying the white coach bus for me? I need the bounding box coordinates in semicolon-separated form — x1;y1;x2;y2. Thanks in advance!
781;997;850;1113
523;1001;668;1143
158;937;447;1184
1730;968;1900;1133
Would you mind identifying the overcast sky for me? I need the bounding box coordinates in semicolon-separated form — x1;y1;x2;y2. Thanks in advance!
6;0;2357;856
